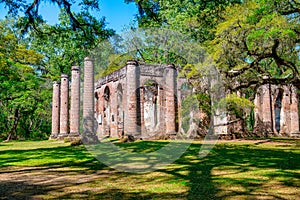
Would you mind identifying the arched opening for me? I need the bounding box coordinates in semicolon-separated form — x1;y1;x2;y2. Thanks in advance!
95;92;99;100
275;89;283;133
143;80;159;134
117;84;124;137
103;86;111;136
95;91;101;124
179;82;196;135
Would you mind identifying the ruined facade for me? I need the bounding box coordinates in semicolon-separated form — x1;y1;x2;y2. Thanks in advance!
50;58;300;140
254;84;300;137
94;61;191;139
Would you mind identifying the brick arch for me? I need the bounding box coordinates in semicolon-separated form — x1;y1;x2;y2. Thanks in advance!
141;79;160;134
254;84;299;135
103;86;111;136
140;77;165;89
95;62;180;139
103;86;110;101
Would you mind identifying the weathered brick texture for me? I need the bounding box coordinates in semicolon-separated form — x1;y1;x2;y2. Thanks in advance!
50;81;60;139
70;66;80;137
82;57;99;143
254;84;299;136
58;74;69;139
164;65;177;135
95;61;185;140
52;60;300;141
125;60;140;137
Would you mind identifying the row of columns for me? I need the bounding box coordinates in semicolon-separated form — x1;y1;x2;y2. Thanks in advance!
95;61;178;139
50;57;96;141
254;84;299;134
52;58;177;140
124;61;177;138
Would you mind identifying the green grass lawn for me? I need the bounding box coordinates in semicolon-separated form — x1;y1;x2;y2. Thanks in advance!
0;139;299;199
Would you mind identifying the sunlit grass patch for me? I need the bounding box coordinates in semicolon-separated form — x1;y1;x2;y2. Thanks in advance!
0;138;299;199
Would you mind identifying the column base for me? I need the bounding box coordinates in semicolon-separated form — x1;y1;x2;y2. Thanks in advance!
69;132;80;138
125;132;142;141
57;133;68;140
291;131;300;138
49;134;58;140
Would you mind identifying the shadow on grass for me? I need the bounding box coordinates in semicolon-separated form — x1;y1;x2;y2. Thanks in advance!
0;145;109;173
0;140;299;199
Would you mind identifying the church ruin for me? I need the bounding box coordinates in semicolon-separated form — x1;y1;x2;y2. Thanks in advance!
254;84;300;137
50;59;193;140
50;58;300;140
94;60;192;139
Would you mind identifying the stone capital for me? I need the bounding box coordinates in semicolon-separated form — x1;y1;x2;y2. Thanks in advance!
126;60;138;66
71;66;80;71
84;57;94;62
61;74;69;79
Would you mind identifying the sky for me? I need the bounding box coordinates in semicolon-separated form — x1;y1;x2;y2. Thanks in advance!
0;0;138;33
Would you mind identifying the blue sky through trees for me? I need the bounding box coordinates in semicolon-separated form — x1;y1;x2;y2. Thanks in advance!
0;0;137;33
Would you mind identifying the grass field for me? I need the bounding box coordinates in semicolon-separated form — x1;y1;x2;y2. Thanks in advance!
0;139;299;199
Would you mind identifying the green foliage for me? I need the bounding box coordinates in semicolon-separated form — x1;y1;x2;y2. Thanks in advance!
180;95;199;133
180;93;211;133
0;5;114;140
218;93;254;119
207;0;300;93
0;22;51;140
246;108;255;132
94;28;206;79
1;0;102;34
127;0;242;42
27;9;113;79
99;53;134;77
195;93;211;117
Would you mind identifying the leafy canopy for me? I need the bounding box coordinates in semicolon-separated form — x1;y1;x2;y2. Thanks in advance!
0;22;50;140
1;0;102;34
206;0;300;96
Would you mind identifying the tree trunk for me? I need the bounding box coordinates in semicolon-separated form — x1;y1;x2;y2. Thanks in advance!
5;108;19;142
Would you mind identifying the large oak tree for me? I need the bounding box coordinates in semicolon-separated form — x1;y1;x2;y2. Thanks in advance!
207;0;300;98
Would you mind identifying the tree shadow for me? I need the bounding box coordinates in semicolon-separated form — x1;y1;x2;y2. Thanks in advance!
0;181;50;200
0;140;299;199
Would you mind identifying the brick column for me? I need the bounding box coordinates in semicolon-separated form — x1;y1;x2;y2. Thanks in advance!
281;86;291;133
82;57;99;143
290;85;299;133
58;74;69;139
70;66;80;137
125;60;140;138
261;84;273;132
50;81;60;139
164;64;177;135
